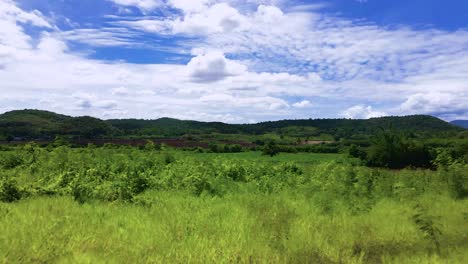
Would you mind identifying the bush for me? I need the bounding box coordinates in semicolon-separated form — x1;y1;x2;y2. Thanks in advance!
0;153;23;169
0;179;22;203
224;144;242;153
162;152;176;164
262;141;279;157
144;140;161;151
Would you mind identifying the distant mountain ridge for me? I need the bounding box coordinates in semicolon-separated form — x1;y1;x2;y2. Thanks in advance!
450;120;468;129
0;109;463;141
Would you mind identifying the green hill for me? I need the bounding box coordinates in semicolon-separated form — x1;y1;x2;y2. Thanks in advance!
109;115;461;139
0;109;114;140
0;109;462;141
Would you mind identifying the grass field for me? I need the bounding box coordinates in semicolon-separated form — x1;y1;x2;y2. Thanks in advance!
1;193;467;263
1;146;467;263
175;151;344;164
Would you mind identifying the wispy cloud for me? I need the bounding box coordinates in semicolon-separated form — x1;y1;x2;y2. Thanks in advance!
58;28;141;47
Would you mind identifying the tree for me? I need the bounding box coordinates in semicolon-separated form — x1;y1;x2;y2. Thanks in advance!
366;131;431;169
262;140;279;157
208;142;219;153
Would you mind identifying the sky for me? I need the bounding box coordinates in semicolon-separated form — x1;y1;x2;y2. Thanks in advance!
1;0;467;123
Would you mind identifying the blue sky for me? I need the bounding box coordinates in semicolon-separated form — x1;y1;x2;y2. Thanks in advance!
1;0;467;122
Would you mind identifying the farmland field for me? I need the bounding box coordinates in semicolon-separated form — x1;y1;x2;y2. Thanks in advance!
1;145;467;263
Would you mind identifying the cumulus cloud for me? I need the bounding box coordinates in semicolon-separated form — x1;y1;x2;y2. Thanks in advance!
173;3;248;34
343;105;386;119
115;2;249;35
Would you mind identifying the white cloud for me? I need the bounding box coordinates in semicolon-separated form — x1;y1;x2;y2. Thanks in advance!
186;51;247;82
58;28;140;47
0;0;51;28
115;19;171;34
108;0;163;12
116;2;249;35
200;93;289;110
292;100;312;108
174;3;248;34
168;0;214;13
343;105;386;119
286;3;328;12
399;92;467;119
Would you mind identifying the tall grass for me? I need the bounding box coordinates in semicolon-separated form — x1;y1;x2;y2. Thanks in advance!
1;194;467;263
0;145;467;263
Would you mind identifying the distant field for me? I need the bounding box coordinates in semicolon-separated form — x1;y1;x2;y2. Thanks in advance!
175;151;345;164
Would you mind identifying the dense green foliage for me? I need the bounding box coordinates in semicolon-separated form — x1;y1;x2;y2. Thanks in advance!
365;131;432;169
344;130;468;169
0;145;467;262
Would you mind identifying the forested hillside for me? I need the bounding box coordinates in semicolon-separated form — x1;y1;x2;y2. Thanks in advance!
0;109;463;141
0;110;114;140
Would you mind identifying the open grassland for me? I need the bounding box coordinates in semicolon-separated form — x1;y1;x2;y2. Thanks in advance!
1;145;467;263
1;194;467;263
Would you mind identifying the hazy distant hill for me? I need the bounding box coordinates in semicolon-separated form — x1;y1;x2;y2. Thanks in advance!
450;120;468;129
0;109;463;141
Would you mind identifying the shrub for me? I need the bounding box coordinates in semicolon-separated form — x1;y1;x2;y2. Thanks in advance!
144;140;161;151
208;142;219;153
221;163;247;182
262;141;279;157
224;144;242;153
162;152;176;164
0;179;22;203
0;153;23;169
